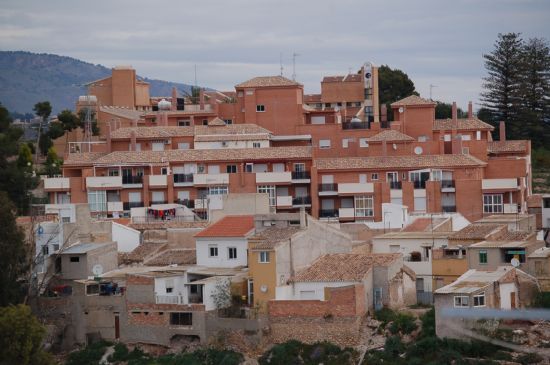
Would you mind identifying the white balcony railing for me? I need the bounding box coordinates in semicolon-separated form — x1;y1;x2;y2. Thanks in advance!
107;201;123;212
503;203;519;213
256;172;292;184
86;176;122;189
338;208;355;218
276;196;293;207
155;294;185;305
482;178;518;190
337;183;374;195
148;175;167;187
44;177;70;190
193;173;229;185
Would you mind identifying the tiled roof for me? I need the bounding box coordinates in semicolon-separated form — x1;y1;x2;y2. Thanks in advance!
315;154;486;170
449;224;505;241
401;217;448;232
120;241;167;264
99;106;144;120
94;146;312;165
194;124;272;136
195;215;255;238
236;76;301;88
391;95;436;107
195;134;270;142
144;249;196;266
529;247;550;258
110;126;194;139
249;226;302;250
292;253;400;282
322;76;344;82
208;117;226;126
495;230;536;241
433;118;494;131
488;140;528;154
435;267;516;294
366;130;415;142
304;94;322;102
64;152;108;166
469;240;535;249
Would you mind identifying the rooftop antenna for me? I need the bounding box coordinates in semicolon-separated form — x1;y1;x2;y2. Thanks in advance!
292;52;300;81
429;84;437;100
280;52;284;76
194;64;197;88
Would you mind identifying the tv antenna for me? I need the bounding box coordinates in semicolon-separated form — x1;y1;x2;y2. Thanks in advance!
429;84;437;100
280;52;284;76
292;52;300;81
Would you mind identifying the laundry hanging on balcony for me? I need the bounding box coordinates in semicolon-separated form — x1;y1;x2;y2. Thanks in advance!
147;207;176;220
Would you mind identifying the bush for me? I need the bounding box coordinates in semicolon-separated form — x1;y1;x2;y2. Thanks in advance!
66;340;111;365
532;292;550;308
516;352;544;365
389;313;417;334
419;307;435;338
259;340;358;365
374;307;398;326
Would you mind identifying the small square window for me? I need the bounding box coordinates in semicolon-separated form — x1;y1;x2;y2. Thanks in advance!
226;165;237;173
319;139;331;149
202;119;208;125
371;173;378;181
454;295;469;307
224;119;233;125
359;138;369;148
259;251;270;263
178;120;191;126
70;256;80;263
479;250;488;264
253;142;261;148
473;294;485;307
209;246;218;257
256;105;265;112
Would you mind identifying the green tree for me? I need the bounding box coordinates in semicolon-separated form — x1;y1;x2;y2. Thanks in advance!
0;305;54;365
77;108;100;136
38;133;52;156
17;144;33;168
47;123;64;140
434;101;466;119
43;147;62;177
378;65;418;121
32;101;52;122
0;193;28;306
481;33;524;138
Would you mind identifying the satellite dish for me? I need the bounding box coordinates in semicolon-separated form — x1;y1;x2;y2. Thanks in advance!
414;146;423;155
399;107;404;113
92;264;104;277
365;72;372;79
260;285;268;293
511;258;520;268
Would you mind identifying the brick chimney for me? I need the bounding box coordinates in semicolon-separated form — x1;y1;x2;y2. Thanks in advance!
171;87;177;111
381;104;387;123
467;101;473;119
452;102;458;127
382;140;388;156
199;88;205;110
130;130;137;151
106;121;112;152
499;121;506;141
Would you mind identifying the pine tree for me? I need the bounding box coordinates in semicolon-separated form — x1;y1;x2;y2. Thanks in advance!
481;33;524;139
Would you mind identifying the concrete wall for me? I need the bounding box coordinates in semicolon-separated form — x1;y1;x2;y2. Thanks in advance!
210;194;270;222
112;222;141;252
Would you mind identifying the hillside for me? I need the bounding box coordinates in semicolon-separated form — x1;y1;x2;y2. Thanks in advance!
0;51;196;115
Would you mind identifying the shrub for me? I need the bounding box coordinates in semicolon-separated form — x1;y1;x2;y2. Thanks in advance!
419;307;435;338
66;340;111;365
374;307;397;326
259;340;357;365
532;292;550;308
516;352;544;365
389;313;417;334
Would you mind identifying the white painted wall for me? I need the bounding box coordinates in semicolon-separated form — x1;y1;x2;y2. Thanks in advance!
35;221;63;274
45;204;76;223
194;140;269;149
290;281;356;300
196;237;248;268
499;282;519;309
154;274;188;297
112;222;141;252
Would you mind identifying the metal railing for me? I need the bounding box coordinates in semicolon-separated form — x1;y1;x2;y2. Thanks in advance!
413;180;426;189
442;205;456;213
292;196;311;205
319;209;339;218
176;199;195;208
174;173;194;183
389;181;402;190
150;200;168;205
342;121;370;130
122;175;143;184
123;202;144;210
291;171;311;180
441;180;455;189
155;295;184;305
318;183;337;192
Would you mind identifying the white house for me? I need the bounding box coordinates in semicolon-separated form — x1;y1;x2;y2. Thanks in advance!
195;215;255;268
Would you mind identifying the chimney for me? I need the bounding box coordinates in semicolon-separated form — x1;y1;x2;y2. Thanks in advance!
381;104;387;123
499;121;506;141
106;121;112;152
452;102;458;123
382;140;388;156
130;130;136;151
171;87;177;111
467;101;473;119
199;88;205;110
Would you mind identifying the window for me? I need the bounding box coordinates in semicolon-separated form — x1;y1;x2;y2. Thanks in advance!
476;131;481;140
228;247;237;260
108;169;119;176
178;143;190;150
209;186;228;195
418;135;428;142
178;120;191;126
259;251;270;263
461;134;471;141
70;256;80;263
371;173;378;181
473;294;485;307
359;138;369;148
135;143;141;152
504;249;526;263
253;142;261;148
202;119;208;125
209;245;218;257
325;103;331;108
165;279;174;294
224;119;233;125
257;185;276;206
86;284;100;295
87;190;106;212
483;194;503;213
342;139;349;148
462;147;470;155
355;195;374;217
226;165;237;174
294;163;305;173
245;163;254;173
454;296;469;307
431;169;442;181
256;105;265;112
161;167;168;175
42;245;49;256
319;139;331;149
170;312;192;326
479;250;488;264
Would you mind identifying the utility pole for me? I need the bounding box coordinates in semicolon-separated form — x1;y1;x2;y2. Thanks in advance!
292;52;300;81
429;84;437;100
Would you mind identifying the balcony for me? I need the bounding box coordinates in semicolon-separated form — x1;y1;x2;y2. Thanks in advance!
148;175;167;187
291;171;311;182
338;208;355;219
342;121;370;130
503;203;520;213
122;175;143;186
256;172;292;184
389;181;402;190
193;173;229;186
156;295;185;305
292;196;311;206
44;177;70;191
151;200;168;205
413;180;426;189
174;173;194;186
338;183;374;195
276;196;293;208
442;205;456;213
441;180;455;192
87;176;123;189
482;178;519;190
319;209;339;218
176;199;194;209
123;202;144;210
107;201;123;212
318;183;338;196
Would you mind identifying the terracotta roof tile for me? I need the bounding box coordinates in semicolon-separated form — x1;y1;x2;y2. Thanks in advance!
366;130;415;142
433;118;494;131
488;140;528;154
94;146;311;165
292;253;400;282
449;224;505;241
236;76;301;88
391;95;436;107
208;117;226;126
401;217;448;232
249;227;302;250
110;126;194;139
144;249;196;266
120;242;167;264
99;106;144;120
195;215;255;238
64;152;108;166
315;154;486;171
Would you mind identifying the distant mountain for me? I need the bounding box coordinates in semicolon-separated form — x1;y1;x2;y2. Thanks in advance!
0;51;197;115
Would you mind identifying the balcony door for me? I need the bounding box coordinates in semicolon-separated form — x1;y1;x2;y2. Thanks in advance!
387;172;398;183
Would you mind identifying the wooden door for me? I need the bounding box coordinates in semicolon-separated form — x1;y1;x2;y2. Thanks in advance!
114;314;120;339
510;292;516;309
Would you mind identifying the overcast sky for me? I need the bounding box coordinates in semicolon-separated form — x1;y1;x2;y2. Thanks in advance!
1;0;549;109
